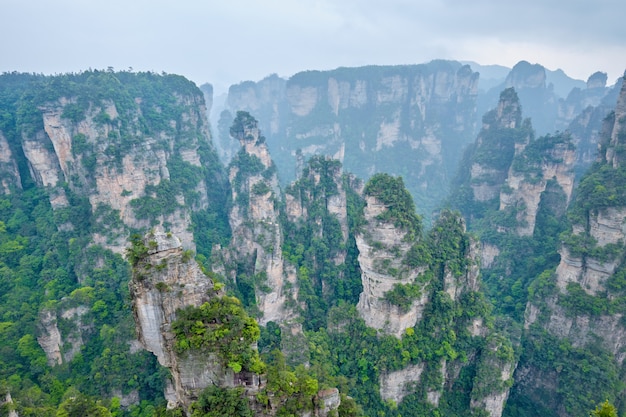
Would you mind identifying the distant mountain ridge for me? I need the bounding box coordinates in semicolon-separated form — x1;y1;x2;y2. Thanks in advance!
215;60;612;224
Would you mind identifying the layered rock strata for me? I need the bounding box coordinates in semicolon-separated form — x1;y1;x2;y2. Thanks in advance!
129;231;228;410
355;194;429;337
220;112;298;326
225;61;480;220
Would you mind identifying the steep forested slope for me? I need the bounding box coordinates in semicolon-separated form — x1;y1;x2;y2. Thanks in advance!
450;73;626;417
0;70;231;416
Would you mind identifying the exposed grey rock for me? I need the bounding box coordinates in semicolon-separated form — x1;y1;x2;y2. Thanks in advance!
129;230;227;410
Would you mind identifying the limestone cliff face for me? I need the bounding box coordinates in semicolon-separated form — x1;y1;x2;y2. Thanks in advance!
37;306;89;366
226;60;479;220
21;129;64;193
0;392;19;417
457;86;578;239
379;364;424;403
9;73;226;256
218;112;298;326
479;61;559;136
355;195;429;337
0;131;20;193
370;210;514;417
517;75;626;416
37;309;63;366
285;156;350;271
499;133;576;236
554;77;625;188
526;81;626;344
504;62;547;91
604;80;626;169
470;335;516;417
556;72;610;130
466;88;531;205
129;230;340;416
545;79;626;301
228;75;286;137
129;231;227;410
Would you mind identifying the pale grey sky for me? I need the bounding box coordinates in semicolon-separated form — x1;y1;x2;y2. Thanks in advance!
1;0;624;92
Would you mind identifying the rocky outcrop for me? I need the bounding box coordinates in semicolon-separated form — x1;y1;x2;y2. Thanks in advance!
37;309;63;366
129;230;226;410
219;112;299;327
504;62;546;91
11;73;226;255
0;131;20;194
285;156;350;267
499;133;576;236
481;243;500;268
22;130;64;191
517;74;626;417
365;209;513;416
1;392;19;417
565;77;624;175
470;335;516;417
528;203;626;351
479;61;559;136
228;75;286;136
37;305;90;366
444;235;482;300
315;389;340;417
467;88;530;205
131;229;342;416
355;195;429;337
379;364;424;403
604;78;626;168
226;60;480;220
557;72;611;131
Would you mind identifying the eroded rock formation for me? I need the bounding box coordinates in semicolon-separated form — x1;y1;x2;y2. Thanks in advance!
129;230;228;410
355;194;429;337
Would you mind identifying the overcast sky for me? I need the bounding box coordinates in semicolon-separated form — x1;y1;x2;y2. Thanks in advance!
1;0;625;93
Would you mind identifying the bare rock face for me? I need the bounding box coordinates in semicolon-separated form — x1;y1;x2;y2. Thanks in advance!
470;88;530;204
505;61;546;91
499;133;576;236
1;392;19;417
37;305;90;366
37;309;63;366
315;388;341;417
470;335;516;417
226;61;480;220
15;75;222;256
557;77;621;167
604;78;626;168
0;131;20;193
129;230;225;409
222;112;299;327
481;243;500;268
368;210;514;416
231;76;287;138
356;195;429;337
528;204;626;360
520;74;626;416
22;130;64;190
444;236;482;300
587;72;608;89
379;364;424;403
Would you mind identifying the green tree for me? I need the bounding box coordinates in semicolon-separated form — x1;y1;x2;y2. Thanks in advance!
590;400;618;417
189;386;252;417
56;393;111;417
